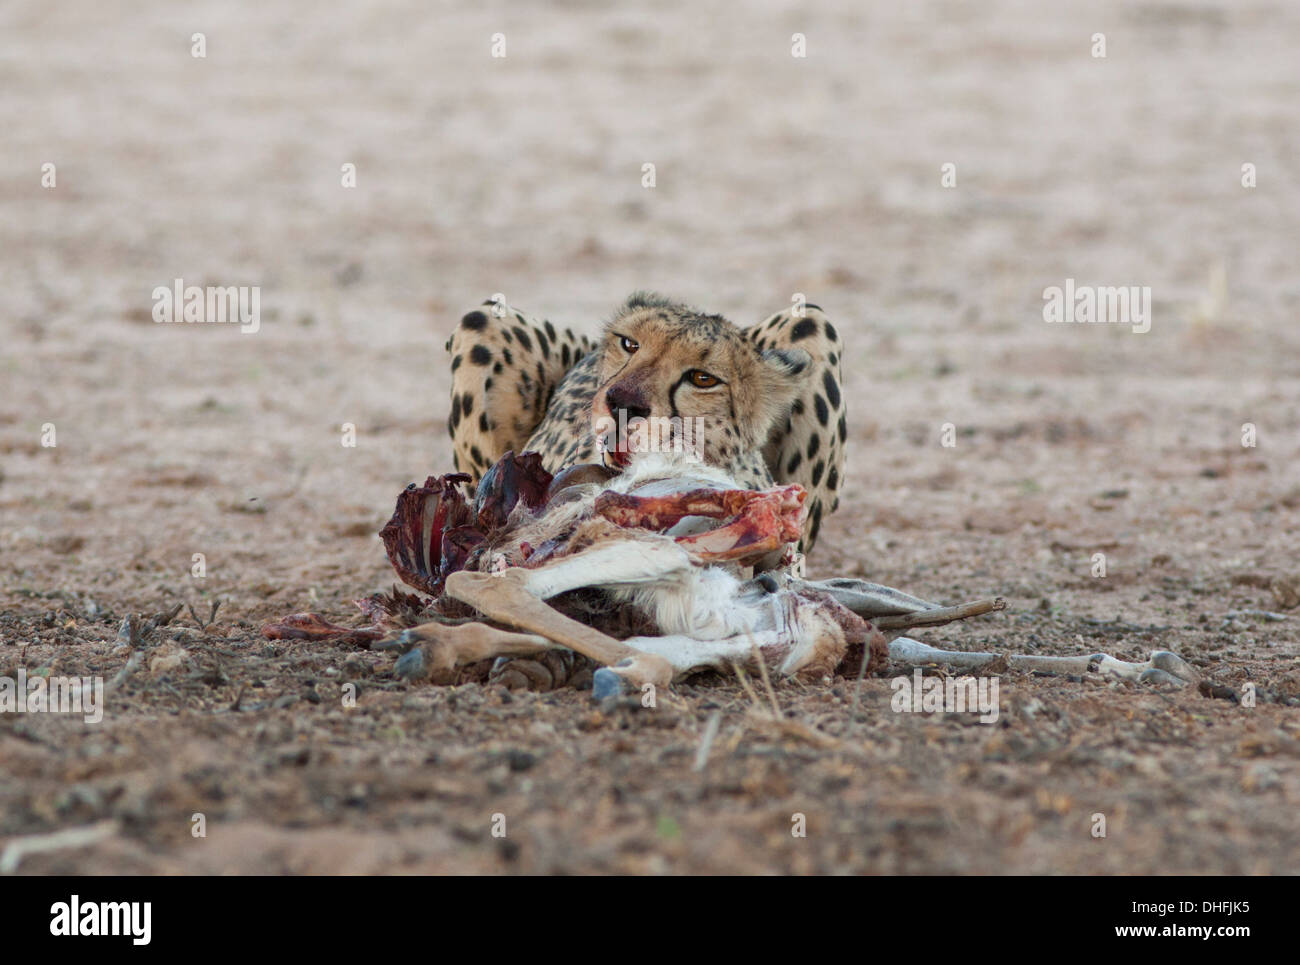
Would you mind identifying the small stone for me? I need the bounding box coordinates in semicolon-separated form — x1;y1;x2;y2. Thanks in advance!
507;749;537;772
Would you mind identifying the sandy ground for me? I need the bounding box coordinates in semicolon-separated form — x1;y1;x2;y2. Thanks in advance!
1;0;1298;874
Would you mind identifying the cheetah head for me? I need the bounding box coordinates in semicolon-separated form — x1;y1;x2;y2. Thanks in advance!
591;293;812;471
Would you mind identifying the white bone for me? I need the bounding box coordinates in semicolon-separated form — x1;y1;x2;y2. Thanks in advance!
888;637;1198;685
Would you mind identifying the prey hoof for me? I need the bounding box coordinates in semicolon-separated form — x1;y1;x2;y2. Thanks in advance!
1150;650;1198;684
373;629;417;653
394;648;426;680
592;667;627;700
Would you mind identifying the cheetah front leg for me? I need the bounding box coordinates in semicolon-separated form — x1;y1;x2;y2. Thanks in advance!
745;303;847;554
446;296;595;482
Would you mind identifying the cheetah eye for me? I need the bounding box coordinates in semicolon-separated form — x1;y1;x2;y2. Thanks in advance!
686;370;720;388
618;335;639;354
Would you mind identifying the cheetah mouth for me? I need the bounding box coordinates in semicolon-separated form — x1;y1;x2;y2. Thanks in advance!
598;417;644;471
604;424;640;469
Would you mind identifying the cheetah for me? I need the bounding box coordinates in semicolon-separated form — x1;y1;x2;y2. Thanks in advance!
446;292;847;555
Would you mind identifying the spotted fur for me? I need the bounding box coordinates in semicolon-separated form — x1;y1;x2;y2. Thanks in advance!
447;293;846;554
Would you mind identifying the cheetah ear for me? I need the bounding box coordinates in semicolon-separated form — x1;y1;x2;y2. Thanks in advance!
761;348;812;380
739;348;813;447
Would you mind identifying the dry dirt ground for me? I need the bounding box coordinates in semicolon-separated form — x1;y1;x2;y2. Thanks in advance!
2;0;1298;874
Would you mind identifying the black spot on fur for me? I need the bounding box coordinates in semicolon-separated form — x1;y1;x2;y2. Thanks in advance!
461;311;488;331
824;321;838;342
814;394;829;426
822;371;841;409
827;467;839;490
811;460;825;487
470;345;492;366
786;453;802;475
478;413;489;433
513;327;532;351
806;435;820;459
838;413;847;443
790;318;818;341
451;354;463;372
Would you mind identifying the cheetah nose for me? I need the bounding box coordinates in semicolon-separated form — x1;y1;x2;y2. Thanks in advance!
605;384;650;422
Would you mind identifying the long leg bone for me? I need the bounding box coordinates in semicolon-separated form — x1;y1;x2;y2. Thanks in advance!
887;637;1199;686
796;585;1196;686
376;621;560;682
777;579;1197;687
874;598;1006;632
621;603;857;680
778;575;944;617
513;539;693;599
589;592;866;698
444;568;674;690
